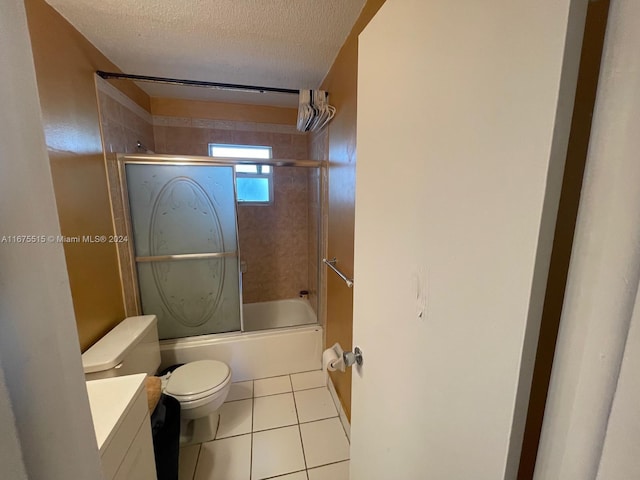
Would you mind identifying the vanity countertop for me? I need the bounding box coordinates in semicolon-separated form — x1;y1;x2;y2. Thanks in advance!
85;373;147;453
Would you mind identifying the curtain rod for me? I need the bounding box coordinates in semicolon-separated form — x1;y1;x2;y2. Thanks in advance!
96;70;300;95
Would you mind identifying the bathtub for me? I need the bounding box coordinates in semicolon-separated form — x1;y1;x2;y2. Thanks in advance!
159;298;322;381
243;298;317;331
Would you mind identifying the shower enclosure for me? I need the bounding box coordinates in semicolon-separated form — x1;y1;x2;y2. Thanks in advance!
125;161;241;339
117;153;321;340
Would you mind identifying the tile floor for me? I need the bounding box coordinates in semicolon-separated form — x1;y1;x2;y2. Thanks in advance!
179;370;350;480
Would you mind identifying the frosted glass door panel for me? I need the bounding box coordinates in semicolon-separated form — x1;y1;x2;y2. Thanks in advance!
126;164;238;256
125;164;240;339
136;257;239;338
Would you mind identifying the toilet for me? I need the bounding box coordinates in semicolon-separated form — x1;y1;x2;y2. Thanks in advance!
81;315;231;445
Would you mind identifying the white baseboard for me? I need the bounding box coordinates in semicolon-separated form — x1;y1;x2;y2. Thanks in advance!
327;375;351;441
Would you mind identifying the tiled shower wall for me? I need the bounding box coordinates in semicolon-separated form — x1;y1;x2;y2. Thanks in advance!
96;77;156;316
153;115;317;305
95;87;322;311
238;166;310;303
96;78;155;154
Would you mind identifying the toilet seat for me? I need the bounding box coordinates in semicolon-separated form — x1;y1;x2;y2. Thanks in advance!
164;360;231;403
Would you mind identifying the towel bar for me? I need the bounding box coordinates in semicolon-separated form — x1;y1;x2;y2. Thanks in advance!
323;257;354;288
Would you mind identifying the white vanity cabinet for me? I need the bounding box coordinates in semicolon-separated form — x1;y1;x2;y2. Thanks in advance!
86;373;157;480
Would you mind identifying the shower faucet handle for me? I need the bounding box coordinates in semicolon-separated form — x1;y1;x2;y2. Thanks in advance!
343;347;363;367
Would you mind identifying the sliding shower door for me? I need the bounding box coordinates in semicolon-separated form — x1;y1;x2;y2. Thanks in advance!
125;163;241;339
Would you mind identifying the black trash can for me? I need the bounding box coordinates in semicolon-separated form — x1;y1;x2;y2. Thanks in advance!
150;393;181;480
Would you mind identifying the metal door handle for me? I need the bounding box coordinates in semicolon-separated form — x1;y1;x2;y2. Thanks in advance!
343;347;363;367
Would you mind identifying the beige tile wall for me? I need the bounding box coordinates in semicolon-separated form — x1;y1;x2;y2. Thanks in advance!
153;116;307;158
96;77;156;317
96;77;155;317
152;115;317;305
96;78;155;154
238;166;310;303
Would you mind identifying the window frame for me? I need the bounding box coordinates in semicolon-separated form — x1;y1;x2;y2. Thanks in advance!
208;143;274;206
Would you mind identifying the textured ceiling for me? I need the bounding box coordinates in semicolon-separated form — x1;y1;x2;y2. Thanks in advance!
45;0;367;107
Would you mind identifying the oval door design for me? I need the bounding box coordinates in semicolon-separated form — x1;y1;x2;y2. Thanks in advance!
149;177;225;327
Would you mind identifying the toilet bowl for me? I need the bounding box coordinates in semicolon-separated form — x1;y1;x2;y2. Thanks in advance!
82;315;231;445
162;360;232;444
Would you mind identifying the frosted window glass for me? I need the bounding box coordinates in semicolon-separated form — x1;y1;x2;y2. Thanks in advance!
235;164;258;174
237;177;270;203
209;144;271;159
208;144;273;203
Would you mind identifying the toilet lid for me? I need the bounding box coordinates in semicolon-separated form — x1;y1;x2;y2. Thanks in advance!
165;360;230;400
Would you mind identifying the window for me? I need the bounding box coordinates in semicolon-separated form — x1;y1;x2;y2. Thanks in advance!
208;144;273;204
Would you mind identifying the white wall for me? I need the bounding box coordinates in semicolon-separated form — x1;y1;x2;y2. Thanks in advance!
597;285;640;478
0;0;103;478
0;361;27;480
535;0;640;478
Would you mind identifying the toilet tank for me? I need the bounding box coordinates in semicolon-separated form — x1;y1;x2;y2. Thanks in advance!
82;315;161;381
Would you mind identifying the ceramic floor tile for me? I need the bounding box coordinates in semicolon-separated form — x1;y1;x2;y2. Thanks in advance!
194;435;251;480
251;426;305;480
294;388;338;423
291;371;325;391
272;471;308;480
253;375;292;397
178;444;201;480
216;399;253;439
307;461;350;480
253;392;298;432
226;381;254;402
300;418;350;469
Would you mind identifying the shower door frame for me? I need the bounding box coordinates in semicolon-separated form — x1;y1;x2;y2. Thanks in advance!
118;154;245;335
114;153;324;336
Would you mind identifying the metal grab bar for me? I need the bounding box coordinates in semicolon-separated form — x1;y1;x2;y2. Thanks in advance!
323;257;354;288
136;251;237;263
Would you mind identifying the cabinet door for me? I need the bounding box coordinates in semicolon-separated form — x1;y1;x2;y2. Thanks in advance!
113;415;157;480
